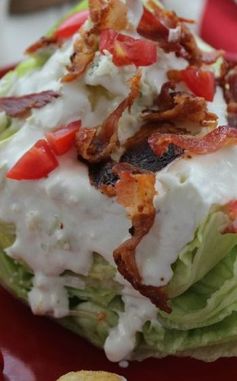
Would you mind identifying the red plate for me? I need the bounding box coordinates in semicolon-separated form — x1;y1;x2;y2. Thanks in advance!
1;287;237;381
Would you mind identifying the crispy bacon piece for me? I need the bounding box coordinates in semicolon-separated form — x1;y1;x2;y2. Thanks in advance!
149;126;237;157
219;60;237;127
121;140;183;173
148;1;177;28
25;36;58;55
89;0;128;31
137;7;170;44
138;2;222;66
219;60;237;103
0;91;60;118
228;102;237;128
138;3;197;57
178;24;203;65
113;163;170;312
76;72;141;162
142;82;217;127
63;30;98;82
88;160;118;197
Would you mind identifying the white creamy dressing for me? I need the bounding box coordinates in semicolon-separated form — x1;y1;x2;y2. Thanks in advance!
0;1;234;361
104;286;157;361
136;145;237;286
126;0;144;30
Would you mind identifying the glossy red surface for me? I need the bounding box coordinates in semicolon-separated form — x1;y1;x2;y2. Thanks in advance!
1;287;237;381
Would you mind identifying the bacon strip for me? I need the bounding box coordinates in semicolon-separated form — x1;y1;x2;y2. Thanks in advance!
0;91;60;118
149;126;237;157
137;7;170;44
113;163;170;312
219;60;237;127
63;30;98;82
25;36;58;55
89;0;128;31
76;72;141;162
142;82;217;127
63;0;128;82
137;2;222;66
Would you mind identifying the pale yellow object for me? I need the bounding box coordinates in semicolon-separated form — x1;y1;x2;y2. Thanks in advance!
57;371;125;381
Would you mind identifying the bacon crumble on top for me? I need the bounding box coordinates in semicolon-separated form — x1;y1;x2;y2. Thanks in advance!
219;60;237;127
148;126;237;157
76;71;141;163
0;91;60;118
64;0;129;82
142;81;217;128
89;0;128;31
25;36;58;55
112;162;170;312
63;30;98;82
137;2;220;66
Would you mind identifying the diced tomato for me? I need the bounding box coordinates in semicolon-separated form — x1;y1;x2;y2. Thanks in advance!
6;140;58;180
113;35;157;66
181;66;216;102
54;10;89;40
99;29;157;67
99;29;118;53
46;120;81;155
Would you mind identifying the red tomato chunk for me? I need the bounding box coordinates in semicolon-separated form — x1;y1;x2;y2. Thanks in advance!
6;140;58;180
181;66;215;101
54;10;89;40
100;29;157;67
46;120;81;155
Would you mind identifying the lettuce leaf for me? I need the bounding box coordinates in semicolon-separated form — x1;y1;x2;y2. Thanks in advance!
167;211;237;297
0;220;32;300
160;246;237;330
67;254;122;308
61;297;122;348
2;208;237;361
0;221;122;348
135;311;237;360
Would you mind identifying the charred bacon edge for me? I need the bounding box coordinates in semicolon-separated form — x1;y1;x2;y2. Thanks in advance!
0;90;60;118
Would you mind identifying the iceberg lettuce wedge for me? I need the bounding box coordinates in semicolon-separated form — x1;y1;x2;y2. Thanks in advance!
167;211;237;298
1;0;237;364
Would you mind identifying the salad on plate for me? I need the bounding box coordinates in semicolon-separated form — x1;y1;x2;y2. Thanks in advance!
1;0;237;364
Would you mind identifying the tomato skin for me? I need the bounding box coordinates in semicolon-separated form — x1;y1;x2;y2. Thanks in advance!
54;10;89;40
181;66;215;101
113;34;157;66
99;29;118;54
99;29;157;67
46;120;81;155
6;140;58;180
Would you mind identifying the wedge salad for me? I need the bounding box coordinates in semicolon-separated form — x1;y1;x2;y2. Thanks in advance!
1;0;237;363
